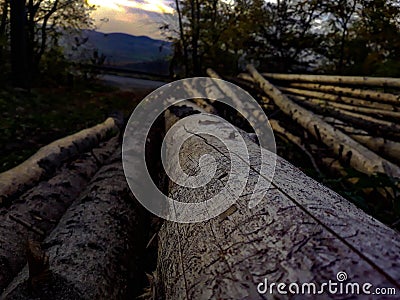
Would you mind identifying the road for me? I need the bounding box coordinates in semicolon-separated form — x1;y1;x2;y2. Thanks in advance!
100;74;168;90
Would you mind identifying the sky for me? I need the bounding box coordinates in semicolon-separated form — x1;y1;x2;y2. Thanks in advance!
88;0;175;39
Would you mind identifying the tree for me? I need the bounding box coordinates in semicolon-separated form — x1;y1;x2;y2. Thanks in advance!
10;0;29;87
7;0;94;87
25;0;95;74
247;0;323;72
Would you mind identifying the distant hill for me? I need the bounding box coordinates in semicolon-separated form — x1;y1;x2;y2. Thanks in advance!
66;30;172;75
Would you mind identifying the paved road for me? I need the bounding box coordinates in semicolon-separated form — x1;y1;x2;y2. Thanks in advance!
100;74;167;90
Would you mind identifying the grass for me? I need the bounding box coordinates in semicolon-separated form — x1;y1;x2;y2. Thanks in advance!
0;81;153;172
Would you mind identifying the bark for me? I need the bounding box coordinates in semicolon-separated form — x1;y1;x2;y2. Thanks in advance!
288;82;400;105
269;119;322;176
261;72;400;89
288;94;400;119
0;0;8;63
174;0;188;76
156;104;400;299
247;64;400;178
322;116;400;165
278;86;399;110
290;94;400;140
0;137;119;291
1;149;148;299
0;117;119;205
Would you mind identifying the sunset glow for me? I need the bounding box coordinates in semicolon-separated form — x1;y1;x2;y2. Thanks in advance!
88;0;174;14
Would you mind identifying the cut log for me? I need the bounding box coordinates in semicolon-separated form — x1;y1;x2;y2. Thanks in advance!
156;104;400;299
322;117;400;165
261;72;400;89
288;82;400;105
289;95;400;140
278;86;399;111
269;119;322;176
287;94;400;119
1;149;148;299
0;117;120;205
247;64;400;179
0;137;119;291
238;73;398;111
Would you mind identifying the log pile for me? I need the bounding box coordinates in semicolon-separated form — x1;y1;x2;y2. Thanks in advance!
235;67;400;207
0;82;399;299
0;117;152;299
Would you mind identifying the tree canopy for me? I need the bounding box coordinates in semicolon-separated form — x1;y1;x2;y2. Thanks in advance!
164;0;400;77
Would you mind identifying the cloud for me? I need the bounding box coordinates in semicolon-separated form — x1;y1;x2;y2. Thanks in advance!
89;0;174;39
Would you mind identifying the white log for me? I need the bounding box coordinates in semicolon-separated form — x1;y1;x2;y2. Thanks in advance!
261;72;400;89
288;82;400;105
0;117;119;205
247;64;400;178
157;104;400;299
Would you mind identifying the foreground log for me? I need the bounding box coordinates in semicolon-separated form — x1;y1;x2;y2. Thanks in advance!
156;104;400;299
288;82;400;105
261;72;400;89
247;64;400;179
0;117;120;205
0;137;119;291
1;149;148;299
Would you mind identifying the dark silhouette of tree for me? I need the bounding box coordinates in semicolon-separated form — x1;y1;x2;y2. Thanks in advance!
10;0;29;87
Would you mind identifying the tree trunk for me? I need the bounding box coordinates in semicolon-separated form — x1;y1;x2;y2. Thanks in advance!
287;82;400;106
247;64;400;178
290;95;400;119
260;72;400;88
0;0;9;64
0;117;119;205
290;94;400;140
322;116;400;165
0;137;119;291
238;72;400;110
1;150;149;299
156;103;400;299
10;0;29;88
278;86;399;110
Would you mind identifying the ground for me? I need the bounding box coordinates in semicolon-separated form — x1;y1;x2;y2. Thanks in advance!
0;80;152;173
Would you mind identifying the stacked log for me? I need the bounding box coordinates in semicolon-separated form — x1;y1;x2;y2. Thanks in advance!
0;117;120;205
0;137;119;291
246;65;400;179
156;102;400;299
1;149;148;299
